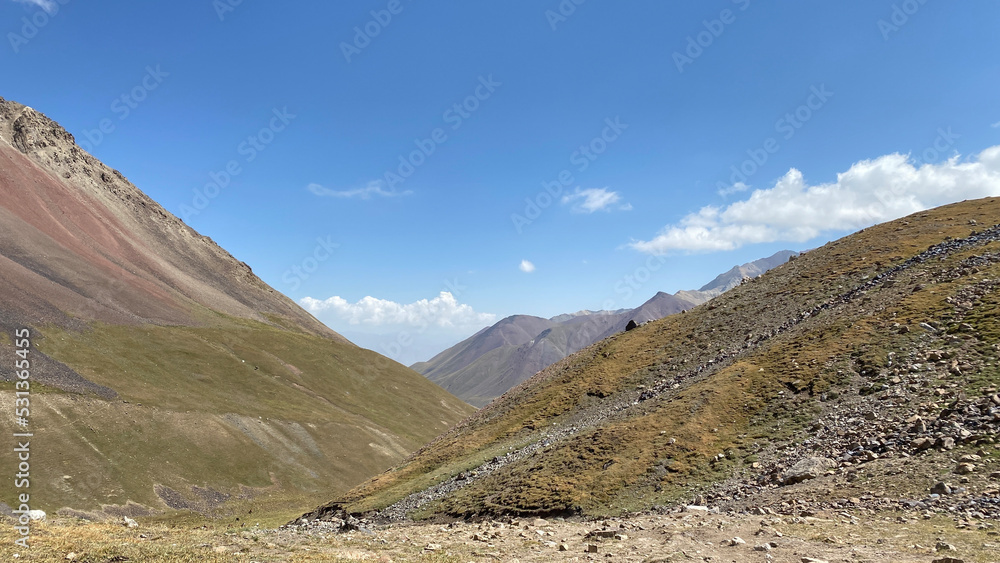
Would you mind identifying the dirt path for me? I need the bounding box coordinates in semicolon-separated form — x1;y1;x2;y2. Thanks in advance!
268;509;996;562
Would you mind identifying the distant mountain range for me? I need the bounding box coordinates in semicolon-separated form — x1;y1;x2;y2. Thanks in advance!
412;250;797;406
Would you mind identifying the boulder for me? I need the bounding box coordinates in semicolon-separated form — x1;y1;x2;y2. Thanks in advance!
930;482;953;495
781;457;835;485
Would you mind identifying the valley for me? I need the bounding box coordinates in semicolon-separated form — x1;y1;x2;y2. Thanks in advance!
416;250;795;407
309;198;1000;538
0;97;475;523
2;3;999;559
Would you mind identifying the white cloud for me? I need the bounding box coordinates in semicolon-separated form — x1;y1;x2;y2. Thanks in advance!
717;181;750;197
13;0;56;13
631;145;1000;254
561;187;631;213
519;260;536;273
300;291;495;328
992;121;1000;129
308;180;411;199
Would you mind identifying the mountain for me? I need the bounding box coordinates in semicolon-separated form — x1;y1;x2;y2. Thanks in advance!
414;251;795;407
599;290;704;336
414;313;623;407
411;315;556;383
0;97;474;519
549;308;628;323
0;98;341;341
696;249;799;294
304;198;1000;521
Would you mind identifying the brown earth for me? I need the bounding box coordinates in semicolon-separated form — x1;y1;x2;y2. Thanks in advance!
322;198;1000;524
0;96;475;519
2;508;998;562
0;96;345;343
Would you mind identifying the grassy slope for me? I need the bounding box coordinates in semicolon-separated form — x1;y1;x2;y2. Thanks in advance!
0;314;474;519
429;316;623;407
429;345;522;407
0;99;477;521
337;197;1000;517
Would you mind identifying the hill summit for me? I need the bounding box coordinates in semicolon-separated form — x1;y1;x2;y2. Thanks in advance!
414;251;795;407
0;96;474;520
305;198;1000;523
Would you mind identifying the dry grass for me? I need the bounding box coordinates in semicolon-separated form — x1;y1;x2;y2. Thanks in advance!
336;198;1000;518
0;517;471;562
2;508;996;562
0;314;474;520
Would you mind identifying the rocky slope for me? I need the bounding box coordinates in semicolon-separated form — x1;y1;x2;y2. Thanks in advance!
0;96;475;519
0;97;341;339
306;199;1000;524
415;251;795;407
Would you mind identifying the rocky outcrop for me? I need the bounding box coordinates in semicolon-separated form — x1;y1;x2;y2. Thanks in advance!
780;457;835;485
0;97;346;340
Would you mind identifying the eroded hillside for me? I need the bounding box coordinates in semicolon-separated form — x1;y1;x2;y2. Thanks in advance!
0;97;475;520
312;198;1000;521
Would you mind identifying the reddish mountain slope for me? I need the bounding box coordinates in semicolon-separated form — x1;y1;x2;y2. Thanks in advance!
0;97;474;519
0;96;343;339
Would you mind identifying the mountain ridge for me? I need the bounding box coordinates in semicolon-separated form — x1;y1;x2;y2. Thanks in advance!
414;251;796;407
305;198;1000;522
0;96;474;519
0;96;344;340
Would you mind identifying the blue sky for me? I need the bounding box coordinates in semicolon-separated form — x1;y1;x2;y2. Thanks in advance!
3;0;999;364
